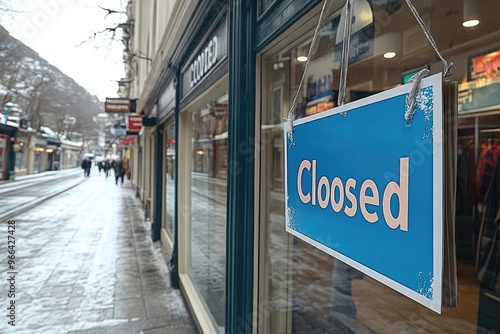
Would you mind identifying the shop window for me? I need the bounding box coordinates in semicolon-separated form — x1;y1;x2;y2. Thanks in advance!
187;91;228;330
164;121;176;240
258;0;500;333
0;135;5;179
15;143;27;172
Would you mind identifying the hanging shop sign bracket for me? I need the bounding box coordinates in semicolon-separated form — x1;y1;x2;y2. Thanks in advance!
104;98;138;113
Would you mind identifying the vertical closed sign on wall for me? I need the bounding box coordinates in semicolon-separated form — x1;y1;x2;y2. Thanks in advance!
285;73;444;313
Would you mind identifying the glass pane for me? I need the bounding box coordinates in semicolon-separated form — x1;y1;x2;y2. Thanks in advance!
165;121;176;237
259;0;500;333
189;93;228;330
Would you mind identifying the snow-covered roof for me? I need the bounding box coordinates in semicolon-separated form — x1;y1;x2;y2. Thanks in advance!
6;121;19;128
61;138;83;147
40;126;56;136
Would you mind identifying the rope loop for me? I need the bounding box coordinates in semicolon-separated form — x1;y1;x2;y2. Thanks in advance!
404;68;430;125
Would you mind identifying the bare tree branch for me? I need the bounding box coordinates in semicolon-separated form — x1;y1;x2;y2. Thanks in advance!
98;6;126;18
75;25;120;47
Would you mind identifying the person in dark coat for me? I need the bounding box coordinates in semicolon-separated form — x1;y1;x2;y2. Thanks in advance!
81;158;92;177
97;160;104;175
114;159;125;185
103;159;111;178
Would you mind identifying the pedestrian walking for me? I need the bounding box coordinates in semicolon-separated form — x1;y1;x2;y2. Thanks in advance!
97;160;104;175
81;158;92;177
114;159;126;185
104;159;111;178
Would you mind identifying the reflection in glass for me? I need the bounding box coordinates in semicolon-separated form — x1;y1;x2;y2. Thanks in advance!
189;95;228;330
165;121;176;237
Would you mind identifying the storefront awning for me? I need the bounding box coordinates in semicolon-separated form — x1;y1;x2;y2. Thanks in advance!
0;123;18;136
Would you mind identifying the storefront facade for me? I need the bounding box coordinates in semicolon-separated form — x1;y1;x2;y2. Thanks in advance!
156;79;176;257
14;129;33;176
130;0;500;333
60;140;82;170
0;123;17;180
175;6;229;333
243;0;500;333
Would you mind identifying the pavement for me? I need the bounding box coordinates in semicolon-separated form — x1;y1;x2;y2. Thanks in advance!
1;169;199;334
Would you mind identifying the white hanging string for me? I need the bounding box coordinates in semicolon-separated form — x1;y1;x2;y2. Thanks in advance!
285;0;329;143
337;0;354;108
404;0;453;124
285;0;453;131
404;0;453;77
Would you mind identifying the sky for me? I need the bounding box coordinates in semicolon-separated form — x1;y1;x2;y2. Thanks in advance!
0;0;128;102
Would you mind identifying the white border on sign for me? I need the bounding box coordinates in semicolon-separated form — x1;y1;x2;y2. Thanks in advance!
284;73;443;313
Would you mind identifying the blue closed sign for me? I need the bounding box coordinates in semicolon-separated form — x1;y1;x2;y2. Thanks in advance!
285;73;443;313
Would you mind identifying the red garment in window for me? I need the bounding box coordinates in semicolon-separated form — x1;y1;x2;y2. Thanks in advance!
466;141;477;205
477;145;500;202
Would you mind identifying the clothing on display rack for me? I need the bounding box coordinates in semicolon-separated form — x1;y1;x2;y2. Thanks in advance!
476;158;500;293
473;137;500;332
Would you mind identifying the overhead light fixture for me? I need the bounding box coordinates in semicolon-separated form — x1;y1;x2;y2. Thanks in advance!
462;20;478;28
296;55;308;62
383;51;397;59
463;0;479;27
296;44;309;62
374;32;401;59
463;20;479;28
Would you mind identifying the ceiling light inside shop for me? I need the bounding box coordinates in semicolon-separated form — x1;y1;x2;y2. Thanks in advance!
383;51;397;59
462;19;479;28
463;0;479;27
374;32;401;60
295;44;309;62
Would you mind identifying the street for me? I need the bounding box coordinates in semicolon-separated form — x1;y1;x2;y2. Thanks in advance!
0;168;83;221
0;169;197;334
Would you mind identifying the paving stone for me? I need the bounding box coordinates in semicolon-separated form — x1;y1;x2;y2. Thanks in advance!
114;297;147;319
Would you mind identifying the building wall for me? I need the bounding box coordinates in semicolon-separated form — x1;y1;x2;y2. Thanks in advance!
132;0;198;115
